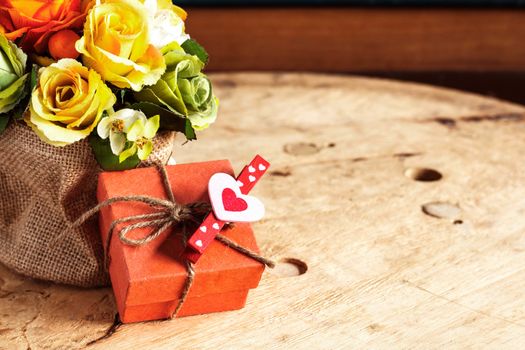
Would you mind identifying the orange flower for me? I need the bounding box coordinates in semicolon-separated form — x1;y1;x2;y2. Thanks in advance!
0;0;89;54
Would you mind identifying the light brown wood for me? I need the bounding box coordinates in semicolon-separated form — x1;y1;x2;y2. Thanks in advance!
186;8;525;72
3;73;525;349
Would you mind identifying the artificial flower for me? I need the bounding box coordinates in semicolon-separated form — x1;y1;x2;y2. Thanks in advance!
118;114;160;162
134;42;217;130
0;33;28;114
0;0;88;54
140;0;190;49
75;0;166;91
141;0;187;19
48;29;81;60
25;58;116;146
97;108;147;156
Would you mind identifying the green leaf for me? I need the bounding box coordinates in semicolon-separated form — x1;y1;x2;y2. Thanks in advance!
184;119;196;140
162;42;203;74
137;78;188;116
30;64;38;91
128;102;196;140
0;116;9;134
181;39;209;66
89;132;140;171
0;34;27;77
9;74;31;120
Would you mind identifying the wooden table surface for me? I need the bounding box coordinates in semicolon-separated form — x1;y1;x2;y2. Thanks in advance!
2;73;525;349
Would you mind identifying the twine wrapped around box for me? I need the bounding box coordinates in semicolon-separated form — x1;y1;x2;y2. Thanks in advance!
70;163;275;318
0;121;175;287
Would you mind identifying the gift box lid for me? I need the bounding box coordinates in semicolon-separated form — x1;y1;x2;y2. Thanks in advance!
97;160;265;308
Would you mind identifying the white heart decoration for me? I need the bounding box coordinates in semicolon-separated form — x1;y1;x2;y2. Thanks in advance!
258;164;266;171
248;166;256;173
208;173;265;222
212;223;220;230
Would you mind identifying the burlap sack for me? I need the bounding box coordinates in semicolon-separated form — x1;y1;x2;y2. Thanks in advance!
0;121;175;287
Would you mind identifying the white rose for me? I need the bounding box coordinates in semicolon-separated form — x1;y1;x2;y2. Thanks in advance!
150;10;190;48
142;0;190;48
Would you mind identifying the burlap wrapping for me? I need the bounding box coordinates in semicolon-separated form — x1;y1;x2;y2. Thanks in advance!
0;121;175;287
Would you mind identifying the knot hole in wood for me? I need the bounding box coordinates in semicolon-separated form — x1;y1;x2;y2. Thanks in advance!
271;258;308;277
404;167;443;182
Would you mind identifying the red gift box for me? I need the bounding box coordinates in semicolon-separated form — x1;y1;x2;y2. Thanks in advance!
96;160;266;323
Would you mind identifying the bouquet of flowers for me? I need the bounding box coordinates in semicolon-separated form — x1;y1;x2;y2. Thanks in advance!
0;0;217;287
0;0;217;170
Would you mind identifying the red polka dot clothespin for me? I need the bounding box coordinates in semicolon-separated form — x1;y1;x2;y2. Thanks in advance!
185;155;270;263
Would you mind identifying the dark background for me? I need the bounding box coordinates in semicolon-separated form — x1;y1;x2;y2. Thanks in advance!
180;4;525;104
180;1;525;5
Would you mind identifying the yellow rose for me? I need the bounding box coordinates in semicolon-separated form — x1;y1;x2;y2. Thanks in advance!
75;0;166;91
25;58;116;146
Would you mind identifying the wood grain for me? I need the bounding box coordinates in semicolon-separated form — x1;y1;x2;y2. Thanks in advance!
2;73;525;349
185;8;525;72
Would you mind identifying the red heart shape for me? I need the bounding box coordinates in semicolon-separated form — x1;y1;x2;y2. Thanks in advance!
222;188;248;212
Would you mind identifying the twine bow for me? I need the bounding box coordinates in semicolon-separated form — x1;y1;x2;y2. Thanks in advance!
69;163;274;319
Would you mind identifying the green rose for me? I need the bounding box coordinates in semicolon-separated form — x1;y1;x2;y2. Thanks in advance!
0;33;28;115
134;41;217;130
